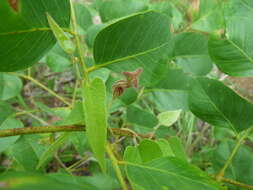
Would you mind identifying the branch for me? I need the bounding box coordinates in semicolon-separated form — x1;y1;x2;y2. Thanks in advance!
0;125;149;138
221;177;253;190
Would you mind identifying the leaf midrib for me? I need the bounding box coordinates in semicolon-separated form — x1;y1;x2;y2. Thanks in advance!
227;39;253;64
91;41;169;71
197;79;236;132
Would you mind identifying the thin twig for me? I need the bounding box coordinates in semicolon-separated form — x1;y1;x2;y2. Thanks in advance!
12;73;71;106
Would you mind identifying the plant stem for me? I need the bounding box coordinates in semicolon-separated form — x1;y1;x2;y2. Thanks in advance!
216;127;253;181
221;177;253;190
106;144;128;190
70;1;87;77
0;125;149;139
13;73;71;106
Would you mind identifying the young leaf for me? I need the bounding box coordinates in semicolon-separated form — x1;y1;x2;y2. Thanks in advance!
47;13;75;54
83;78;107;172
189;77;253;133
157;110;181;127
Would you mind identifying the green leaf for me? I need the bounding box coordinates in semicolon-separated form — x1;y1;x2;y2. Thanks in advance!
74;3;93;31
126;157;225;190
149;1;183;30
211;140;253;187
99;0;148;22
209;0;253;76
126;105;158;128
57;101;85;125
47;13;75;54
123;146;142;164
83;78;107;172
93;11;173;87
0;0;70;71
151;63;193;91
173;32;213;76
146;90;189;111
157;139;175;157
0;74;23;101
0;172;100;190
119;88;138;105
191;0;225;33
0;101;13;125
36;133;70;170
167;136;188;161
46;44;72;72
158;110;181;127
9;135;43;171
0;118;23;153
86;24;107;49
138;139;163;163
189;77;253;133
124;138;187;164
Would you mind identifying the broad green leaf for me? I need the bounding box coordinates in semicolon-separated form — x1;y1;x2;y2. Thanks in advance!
46;44;72;72
189;77;253;133
83;78;107;171
167;136;188;161
209;0;253;76
123;146;142;164
211;140;253;187
157;139;175;157
124;138;187;164
99;0;148;22
0;74;22;101
36;133;70;170
149;1;183;30
153;64;193;90
158;110;181;127
126;157;225;190
74;3;93;31
86;24;107;48
80;174;120;190
146;90;189;111
0;118;23;153
0;101;13;125
119;88;138;105
0;0;70;71
126;105;158;128
138;139;163;163
191;0;225;33
93;11;173;87
173;32;213;76
9;136;44;171
47;13;75;54
0;172;99;190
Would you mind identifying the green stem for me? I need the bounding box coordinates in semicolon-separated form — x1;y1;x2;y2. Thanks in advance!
106;144;128;190
13;73;71;106
221;177;253;190
70;1;87;77
0;125;148;138
216;127;253;181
